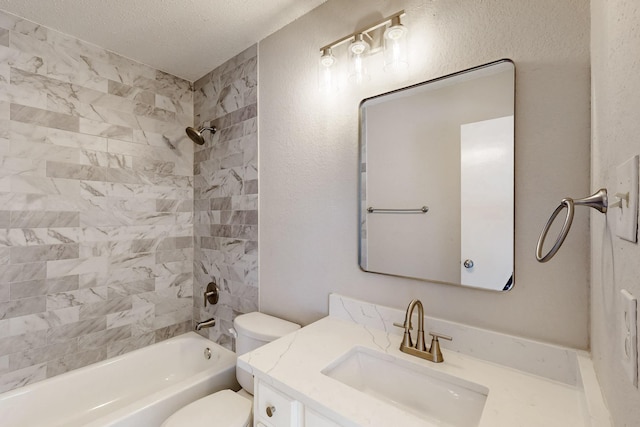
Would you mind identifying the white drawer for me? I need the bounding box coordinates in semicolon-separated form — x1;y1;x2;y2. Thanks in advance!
305;408;341;427
256;381;301;427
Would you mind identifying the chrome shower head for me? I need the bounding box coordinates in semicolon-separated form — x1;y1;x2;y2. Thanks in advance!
185;126;216;145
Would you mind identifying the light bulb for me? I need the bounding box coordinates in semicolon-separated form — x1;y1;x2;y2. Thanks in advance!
385;23;407;41
320;48;336;68
349;34;370;56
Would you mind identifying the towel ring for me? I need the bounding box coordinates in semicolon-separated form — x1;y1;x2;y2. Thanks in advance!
536;188;608;263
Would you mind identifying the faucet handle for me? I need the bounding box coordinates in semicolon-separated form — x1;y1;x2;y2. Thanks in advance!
204;281;219;307
428;332;452;363
429;332;452;341
393;322;412;330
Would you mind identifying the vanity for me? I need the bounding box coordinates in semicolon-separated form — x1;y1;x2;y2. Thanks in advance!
239;60;609;427
238;295;610;427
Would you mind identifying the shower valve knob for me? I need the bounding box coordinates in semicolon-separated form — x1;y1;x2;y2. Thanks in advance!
204;281;219;307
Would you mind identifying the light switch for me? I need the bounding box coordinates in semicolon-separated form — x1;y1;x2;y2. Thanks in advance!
614;155;639;242
621;289;638;387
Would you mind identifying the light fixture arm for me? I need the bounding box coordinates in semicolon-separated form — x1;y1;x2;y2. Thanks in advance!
319;10;405;53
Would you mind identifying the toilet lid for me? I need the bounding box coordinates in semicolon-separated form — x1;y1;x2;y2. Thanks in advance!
161;390;252;427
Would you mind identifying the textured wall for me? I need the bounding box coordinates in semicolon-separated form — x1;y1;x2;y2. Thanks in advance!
193;46;258;349
0;10;194;393
591;0;640;424
259;0;591;348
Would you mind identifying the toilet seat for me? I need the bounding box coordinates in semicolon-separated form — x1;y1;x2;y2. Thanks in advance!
161;390;252;427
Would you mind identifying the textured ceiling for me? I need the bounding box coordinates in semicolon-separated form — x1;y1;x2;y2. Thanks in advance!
0;0;326;81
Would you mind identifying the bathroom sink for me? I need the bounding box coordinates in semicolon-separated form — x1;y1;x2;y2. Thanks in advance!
321;347;488;427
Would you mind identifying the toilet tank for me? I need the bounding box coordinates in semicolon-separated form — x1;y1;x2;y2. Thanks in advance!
234;312;300;393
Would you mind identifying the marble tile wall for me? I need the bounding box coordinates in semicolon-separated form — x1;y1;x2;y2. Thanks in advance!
0;10;195;393
193;45;258;349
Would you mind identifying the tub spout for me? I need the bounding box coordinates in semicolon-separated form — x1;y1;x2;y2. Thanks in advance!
195;317;216;331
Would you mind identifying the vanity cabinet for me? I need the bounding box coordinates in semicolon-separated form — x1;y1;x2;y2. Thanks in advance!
254;380;340;427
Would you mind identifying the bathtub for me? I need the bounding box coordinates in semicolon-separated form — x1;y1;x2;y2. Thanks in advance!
0;332;239;427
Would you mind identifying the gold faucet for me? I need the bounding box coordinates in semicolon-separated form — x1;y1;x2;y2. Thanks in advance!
399;299;452;363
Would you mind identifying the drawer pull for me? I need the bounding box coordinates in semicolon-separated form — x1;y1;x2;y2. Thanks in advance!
266;405;276;417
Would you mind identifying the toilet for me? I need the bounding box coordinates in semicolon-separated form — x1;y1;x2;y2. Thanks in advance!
162;312;300;427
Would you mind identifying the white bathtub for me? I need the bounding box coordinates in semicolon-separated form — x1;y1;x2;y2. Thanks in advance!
0;332;239;427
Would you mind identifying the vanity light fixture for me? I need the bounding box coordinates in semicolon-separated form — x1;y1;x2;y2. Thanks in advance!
318;10;407;91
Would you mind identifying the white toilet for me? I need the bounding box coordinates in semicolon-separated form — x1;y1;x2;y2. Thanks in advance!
162;312;300;427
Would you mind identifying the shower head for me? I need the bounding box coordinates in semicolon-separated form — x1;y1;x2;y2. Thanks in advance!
185;126;216;145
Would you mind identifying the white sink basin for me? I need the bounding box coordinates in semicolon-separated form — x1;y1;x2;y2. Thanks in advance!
322;347;488;427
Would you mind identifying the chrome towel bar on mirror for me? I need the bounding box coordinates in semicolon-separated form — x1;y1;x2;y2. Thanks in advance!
367;206;429;214
536;188;608;262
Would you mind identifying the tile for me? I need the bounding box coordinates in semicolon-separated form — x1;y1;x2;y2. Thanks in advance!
108;80;154;105
154;236;192;251
106;304;154;330
0;229;48;247
47;348;106;377
47;256;108;278
10;243;79;263
0;283;8;302
10;175;81;197
155;272;192;291
10;340;78;370
132;157;175;174
46;286;108;310
0;28;8;47
0;363;46;394
0;211;9;228
244;179;258;194
107;279;154;298
0;296;46;320
9;211;79;228
76;325;131;350
8;306;80;336
9;279;46;299
79;296;132;319
106;332;154;358
0;262;46;282
47;275;80;293
47;228;80;245
79;118;132;140
0;330;47;357
46;161;106;181
10;104;79;132
155;320;190;342
47;317;106;344
155;248;192;264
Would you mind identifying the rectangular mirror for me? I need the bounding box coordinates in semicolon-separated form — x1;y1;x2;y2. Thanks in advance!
359;59;515;291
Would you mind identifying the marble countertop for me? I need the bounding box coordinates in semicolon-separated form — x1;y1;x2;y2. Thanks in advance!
239;315;595;427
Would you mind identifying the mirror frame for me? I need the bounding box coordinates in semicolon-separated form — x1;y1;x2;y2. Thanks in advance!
357;59;515;291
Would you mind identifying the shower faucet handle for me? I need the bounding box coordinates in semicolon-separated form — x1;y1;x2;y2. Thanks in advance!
204;281;219;307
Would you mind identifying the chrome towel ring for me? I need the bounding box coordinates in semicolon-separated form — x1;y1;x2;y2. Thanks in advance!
536;188;608;262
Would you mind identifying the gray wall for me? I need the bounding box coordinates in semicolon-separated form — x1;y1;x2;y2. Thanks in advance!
258;0;591;348
0;10;194;393
193;46;258;348
591;0;640;424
